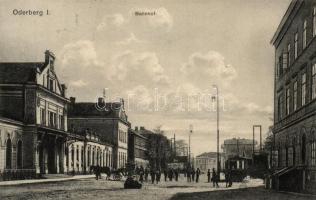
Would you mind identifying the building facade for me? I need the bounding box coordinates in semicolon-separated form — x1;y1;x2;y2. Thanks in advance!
0;51;69;175
128;127;149;168
64;130;113;174
195;152;221;173
271;0;316;193
68;97;130;169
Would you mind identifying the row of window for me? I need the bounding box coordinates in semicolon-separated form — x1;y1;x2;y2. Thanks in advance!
66;145;112;168
277;7;316;77
40;108;65;130
118;151;127;168
278;64;316;120
118;129;127;143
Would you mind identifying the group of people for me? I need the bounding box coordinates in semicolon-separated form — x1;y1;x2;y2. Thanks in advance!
185;168;201;183
207;168;233;188
136;166;182;184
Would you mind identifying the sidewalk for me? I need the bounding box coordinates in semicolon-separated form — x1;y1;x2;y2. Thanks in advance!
0;174;95;186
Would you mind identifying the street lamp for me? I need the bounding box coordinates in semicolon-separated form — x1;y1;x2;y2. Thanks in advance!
212;85;220;172
189;124;193;167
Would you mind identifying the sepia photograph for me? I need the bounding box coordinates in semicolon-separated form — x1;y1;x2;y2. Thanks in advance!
0;0;316;199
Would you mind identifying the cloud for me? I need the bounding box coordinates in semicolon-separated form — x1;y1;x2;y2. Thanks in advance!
181;51;237;89
116;33;144;45
97;13;125;31
70;79;88;87
109;51;170;86
148;7;173;30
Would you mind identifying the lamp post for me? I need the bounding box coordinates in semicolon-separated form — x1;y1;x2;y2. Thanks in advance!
212;85;220;172
189;124;193;167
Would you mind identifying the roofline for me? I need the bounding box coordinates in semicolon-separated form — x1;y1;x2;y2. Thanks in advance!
270;0;302;45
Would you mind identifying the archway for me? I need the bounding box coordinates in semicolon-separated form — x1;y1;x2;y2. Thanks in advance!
6;138;12;169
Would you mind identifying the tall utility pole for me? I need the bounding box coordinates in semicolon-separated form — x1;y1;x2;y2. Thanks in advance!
212;85;220;172
174;134;176;157
189;124;193;167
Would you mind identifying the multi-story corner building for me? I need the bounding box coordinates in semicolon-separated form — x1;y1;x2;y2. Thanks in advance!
68;97;130;169
222;138;256;170
0;51;69;176
271;0;316;193
65;129;113;174
128;127;149;168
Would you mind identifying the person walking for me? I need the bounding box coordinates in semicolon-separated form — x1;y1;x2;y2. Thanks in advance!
150;169;155;184
191;168;195;182
156;169;161;184
139;169;144;183
175;168;179;182
212;168;216;187
164;169;168;182
196;168;200;183
207;169;211;183
186;168;191;182
144;168;149;182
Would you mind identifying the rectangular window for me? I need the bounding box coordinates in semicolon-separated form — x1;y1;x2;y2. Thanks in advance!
40;108;46;125
294;81;298;111
303;20;307;49
279;56;283;76
49;79;54;91
313;7;316;37
283;52;288;71
302;73;306;106
312;64;316;100
278;94;284;120
294;33;298;59
287;43;291;66
286;88;290;115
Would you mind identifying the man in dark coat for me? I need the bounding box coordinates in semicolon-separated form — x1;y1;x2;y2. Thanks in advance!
207;169;211;183
191;168;195;182
150;169;156;184
175;168;179;181
163;169;168;182
196;168;201;183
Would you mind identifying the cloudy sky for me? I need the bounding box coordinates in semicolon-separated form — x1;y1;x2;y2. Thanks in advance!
0;0;291;155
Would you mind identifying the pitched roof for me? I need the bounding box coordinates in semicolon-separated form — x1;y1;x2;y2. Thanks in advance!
0;62;45;84
196;152;223;158
223;138;255;145
68;101;129;124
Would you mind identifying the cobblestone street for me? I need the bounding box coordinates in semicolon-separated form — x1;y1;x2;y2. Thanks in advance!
0;175;314;200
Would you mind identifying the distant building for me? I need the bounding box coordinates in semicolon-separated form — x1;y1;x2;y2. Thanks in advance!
271;0;316;193
128;127;149;168
68;97;130;169
0;50;69;175
195;152;224;173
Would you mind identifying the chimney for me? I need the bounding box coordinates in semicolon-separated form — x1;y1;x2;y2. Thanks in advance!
135;126;138;131
61;84;67;97
140;126;145;130
70;97;76;104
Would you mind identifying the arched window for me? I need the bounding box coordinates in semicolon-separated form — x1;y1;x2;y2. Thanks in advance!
6;138;12;169
311;130;316;166
17;140;23;168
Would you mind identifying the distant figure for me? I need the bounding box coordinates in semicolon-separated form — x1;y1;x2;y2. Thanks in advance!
168;168;174;181
139;169;144;183
150;169;156;184
156;169;161;184
212;168;218;187
175;168;179;181
196;168;201;183
144;168;149;182
164;169;168;182
187;168;191;182
95;165;101;180
191;169;195;182
228;170;233;187
207;169;211;183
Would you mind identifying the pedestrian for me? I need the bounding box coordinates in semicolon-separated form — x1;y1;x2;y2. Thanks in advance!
215;171;220;188
228;170;233;187
95;165;101;180
164;169;168;182
212;168;216;187
150;169;155;184
139;169;144;183
156;169;161;184
187;168;191;182
144;168;149;182
196;168;200;183
191;168;195;182
207;169;211;183
168;168;173;181
175;168;179;181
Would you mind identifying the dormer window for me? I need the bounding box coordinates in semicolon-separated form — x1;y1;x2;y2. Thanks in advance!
49;79;54;91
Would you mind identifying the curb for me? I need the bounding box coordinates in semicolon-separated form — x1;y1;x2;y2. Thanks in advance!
0;175;95;186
